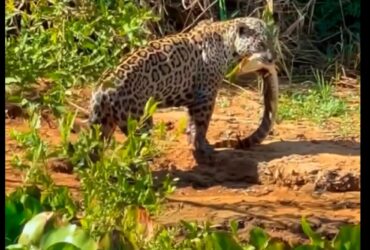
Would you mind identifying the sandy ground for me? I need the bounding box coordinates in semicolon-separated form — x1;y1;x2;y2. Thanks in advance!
5;82;360;244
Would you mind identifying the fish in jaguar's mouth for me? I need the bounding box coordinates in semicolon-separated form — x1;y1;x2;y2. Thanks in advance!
236;51;277;76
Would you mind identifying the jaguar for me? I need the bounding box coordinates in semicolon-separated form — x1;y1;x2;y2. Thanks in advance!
88;17;279;157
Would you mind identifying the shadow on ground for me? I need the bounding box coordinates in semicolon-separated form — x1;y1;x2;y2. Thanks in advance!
153;139;360;189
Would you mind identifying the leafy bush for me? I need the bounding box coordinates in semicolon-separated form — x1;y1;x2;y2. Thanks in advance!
71;100;175;238
6;209;98;249
9;110;78;224
6;0;157;113
5;186;77;247
7;202;360;250
9;98;176;245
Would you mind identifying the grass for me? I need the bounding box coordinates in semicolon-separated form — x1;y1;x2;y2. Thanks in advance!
217;96;231;109
337;112;358;137
278;69;352;126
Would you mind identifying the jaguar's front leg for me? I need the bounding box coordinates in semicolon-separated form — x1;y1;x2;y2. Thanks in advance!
187;90;216;158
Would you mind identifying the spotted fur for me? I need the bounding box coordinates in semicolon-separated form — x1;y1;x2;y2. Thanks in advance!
89;17;278;155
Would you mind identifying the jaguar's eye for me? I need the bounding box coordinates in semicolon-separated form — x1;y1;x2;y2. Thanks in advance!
260;41;267;50
238;25;252;36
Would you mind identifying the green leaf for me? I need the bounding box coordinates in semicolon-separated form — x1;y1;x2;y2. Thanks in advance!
20;194;43;217
6;199;25;245
143;97;158;117
243;245;256;250
249;227;270;249
84;55;106;68
229;220;238;236
180;220;198;238
40;224;98;250
301;217;325;248
6;77;21;84
46;242;80;250
333;224;360;250
18;211;55;246
225;62;240;81
5;244;28;250
265;238;289;250
210;231;244;250
98;230;134;250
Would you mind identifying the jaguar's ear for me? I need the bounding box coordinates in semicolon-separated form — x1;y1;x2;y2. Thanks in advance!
198;19;213;26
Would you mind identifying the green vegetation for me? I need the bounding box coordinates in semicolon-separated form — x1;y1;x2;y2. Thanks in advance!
6;0;359;249
6;0;157;114
6;183;360;249
278;69;348;125
217;96;231;109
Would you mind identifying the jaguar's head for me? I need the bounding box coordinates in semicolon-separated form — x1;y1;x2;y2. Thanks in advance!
223;17;276;74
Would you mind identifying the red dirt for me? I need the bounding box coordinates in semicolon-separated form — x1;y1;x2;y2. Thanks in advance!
5;83;360;244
